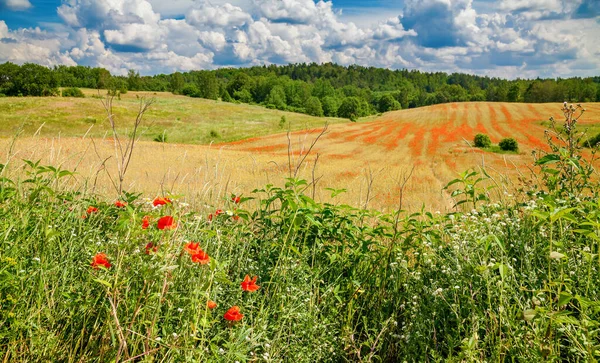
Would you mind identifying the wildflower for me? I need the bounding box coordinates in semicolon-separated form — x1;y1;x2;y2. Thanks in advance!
191;250;210;264
207;300;217;309
207;209;224;222
232;196;241;204
153;197;171;207
550;251;566;260
145;242;158;255
184;242;201;255
114;200;127;208
224;306;243;321
87;206;98;214
141;215;150;229
157;216;176;230
91;253;111;269
241;275;260;292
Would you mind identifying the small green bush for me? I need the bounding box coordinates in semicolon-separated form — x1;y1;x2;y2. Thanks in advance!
584;132;600;148
209;129;220;139
61;87;85;98
499;137;518;151
474;133;491;148
153;132;167;143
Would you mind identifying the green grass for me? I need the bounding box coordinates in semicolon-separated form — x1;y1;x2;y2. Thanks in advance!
483;145;520;154
0;90;346;144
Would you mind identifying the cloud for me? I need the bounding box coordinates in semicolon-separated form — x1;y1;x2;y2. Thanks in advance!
0;21;75;66
254;0;322;24
0;0;599;79
0;0;32;11
186;2;252;28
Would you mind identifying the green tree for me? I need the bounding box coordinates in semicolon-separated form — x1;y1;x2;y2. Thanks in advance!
473;134;491;148
337;97;366;121
266;85;287;110
499;138;518;151
196;71;218;100
220;88;233;102
170;72;185;94
322;96;339;117
305;96;324;116
378;94;401;112
127;69;141;91
234;89;253;103
507;84;521;102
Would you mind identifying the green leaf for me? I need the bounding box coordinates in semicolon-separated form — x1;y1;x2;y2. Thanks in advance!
93;278;112;288
498;264;508;280
523;309;537;321
558;292;572;307
535;154;561;165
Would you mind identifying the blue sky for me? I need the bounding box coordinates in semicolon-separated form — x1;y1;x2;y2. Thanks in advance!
0;0;599;78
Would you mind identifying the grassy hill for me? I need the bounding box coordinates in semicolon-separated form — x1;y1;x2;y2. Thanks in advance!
0;89;342;144
218;101;600;210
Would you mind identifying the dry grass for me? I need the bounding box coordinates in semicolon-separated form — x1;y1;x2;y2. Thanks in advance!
1;98;599;212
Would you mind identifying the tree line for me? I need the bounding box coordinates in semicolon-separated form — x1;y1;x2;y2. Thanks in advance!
1;61;598;120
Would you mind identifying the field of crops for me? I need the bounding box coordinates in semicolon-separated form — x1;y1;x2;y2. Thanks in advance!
2;95;598;212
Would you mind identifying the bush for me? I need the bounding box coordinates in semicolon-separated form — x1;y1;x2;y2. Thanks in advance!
153;131;167;143
473;133;491;148
499;137;518;151
61;87;85;98
182;84;200;97
584;132;600;148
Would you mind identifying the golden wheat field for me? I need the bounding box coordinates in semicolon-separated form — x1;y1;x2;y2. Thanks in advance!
1;96;599;212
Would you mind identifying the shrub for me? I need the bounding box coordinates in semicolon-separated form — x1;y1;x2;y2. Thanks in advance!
584;132;600;148
62;87;85;98
473;133;491;148
182;84;200;97
209;129;220;139
153;131;167;143
499;137;518;151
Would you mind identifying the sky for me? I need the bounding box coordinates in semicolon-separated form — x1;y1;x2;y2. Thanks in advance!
0;0;599;79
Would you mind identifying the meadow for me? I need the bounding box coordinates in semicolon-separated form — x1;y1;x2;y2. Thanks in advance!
1;94;600;361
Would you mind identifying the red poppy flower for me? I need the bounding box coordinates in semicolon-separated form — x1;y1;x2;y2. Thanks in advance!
145;242;158;254
184;242;201;255
91;252;111;269
114;200;127;208
87;206;98;214
157;216;176;230
153;197;171;207
215;209;223;216
191;250;210;264
223;306;243;321
141;215;150;229
241;275;260;292
207;300;217;310
232;196;241;204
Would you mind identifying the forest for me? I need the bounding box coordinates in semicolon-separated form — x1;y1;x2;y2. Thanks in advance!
1;61;598;119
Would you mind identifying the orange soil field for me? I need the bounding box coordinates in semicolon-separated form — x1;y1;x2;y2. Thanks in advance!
2;102;599;212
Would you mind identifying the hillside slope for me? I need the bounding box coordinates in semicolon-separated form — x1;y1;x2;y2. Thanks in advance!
219;102;600;210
